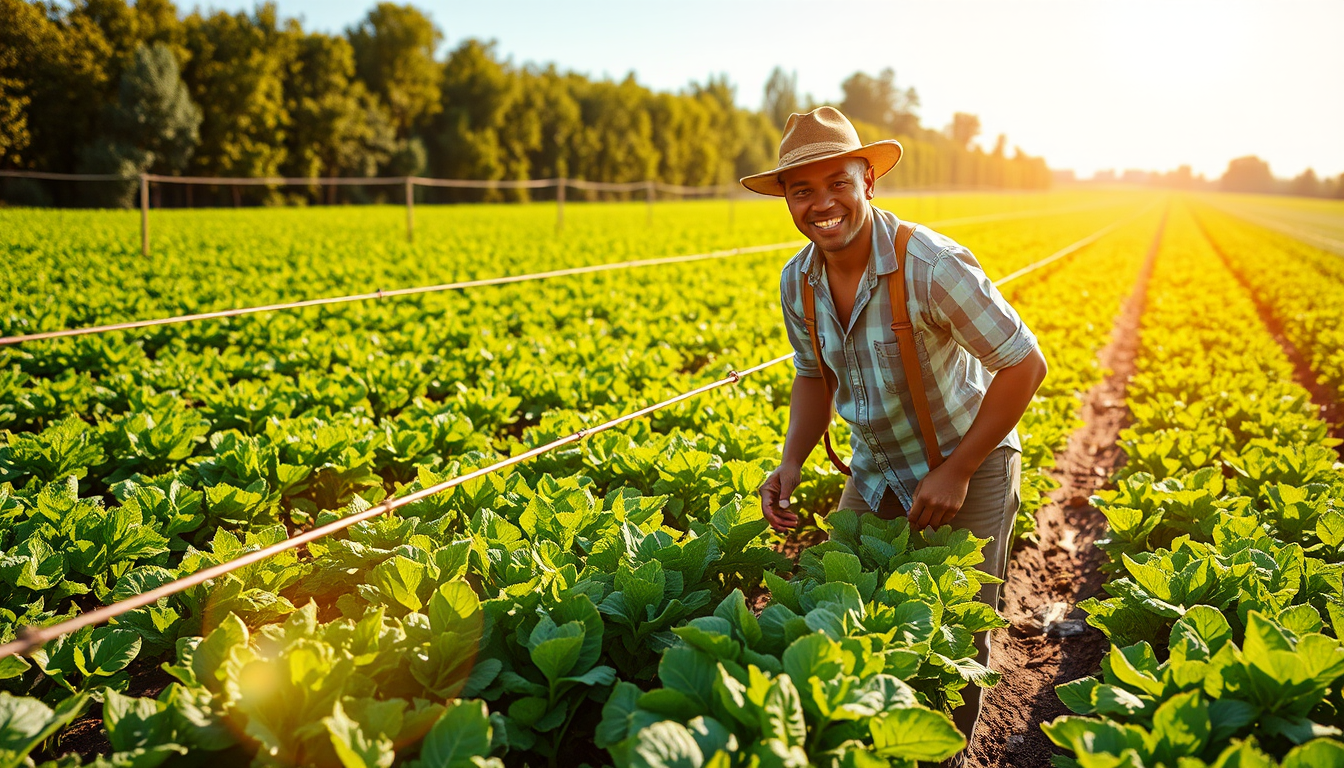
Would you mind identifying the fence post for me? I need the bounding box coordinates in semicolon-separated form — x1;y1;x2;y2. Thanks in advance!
646;180;656;225
405;176;415;244
727;188;734;231
556;178;566;233
140;174;149;256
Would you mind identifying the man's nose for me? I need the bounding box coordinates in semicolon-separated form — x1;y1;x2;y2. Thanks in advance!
813;187;839;212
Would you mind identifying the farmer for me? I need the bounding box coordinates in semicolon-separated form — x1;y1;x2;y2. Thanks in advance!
748;106;1048;749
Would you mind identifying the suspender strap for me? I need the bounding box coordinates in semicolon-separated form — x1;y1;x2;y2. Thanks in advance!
800;221;944;475
890;223;945;470
802;278;852;476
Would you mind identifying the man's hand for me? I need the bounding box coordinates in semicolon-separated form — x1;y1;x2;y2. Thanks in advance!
759;463;802;532
906;460;973;531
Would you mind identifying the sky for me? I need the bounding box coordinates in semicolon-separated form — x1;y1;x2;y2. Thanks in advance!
199;0;1344;180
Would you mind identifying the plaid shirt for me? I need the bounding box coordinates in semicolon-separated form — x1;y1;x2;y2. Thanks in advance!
780;205;1038;512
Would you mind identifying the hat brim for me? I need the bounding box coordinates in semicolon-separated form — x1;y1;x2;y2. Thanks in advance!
739;140;903;196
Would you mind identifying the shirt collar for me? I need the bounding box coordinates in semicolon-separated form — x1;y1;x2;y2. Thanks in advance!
799;204;902;284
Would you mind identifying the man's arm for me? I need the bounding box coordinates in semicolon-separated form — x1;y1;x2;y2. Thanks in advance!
759;373;832;532
906;346;1048;529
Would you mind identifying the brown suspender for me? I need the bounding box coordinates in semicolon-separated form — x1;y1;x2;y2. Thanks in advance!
800;222;945;476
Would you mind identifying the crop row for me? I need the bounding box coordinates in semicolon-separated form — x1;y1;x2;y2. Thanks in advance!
1191;202;1344;405
1044;201;1344;766
0;194;1157;765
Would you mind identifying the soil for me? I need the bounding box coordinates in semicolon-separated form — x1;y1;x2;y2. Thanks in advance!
965;210;1166;767
1191;211;1344;449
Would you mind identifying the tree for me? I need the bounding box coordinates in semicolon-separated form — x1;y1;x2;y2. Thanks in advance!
74;42;200;206
0;0;36;167
947;113;981;150
568;74;659;186
110;42;201;173
762;67;799;129
1;0;115;176
284;29;395;182
1221;155;1274;194
347;3;442;137
508;64;580;183
182;5;291;180
426;39;517;189
840;68;919;136
1289;168;1320;198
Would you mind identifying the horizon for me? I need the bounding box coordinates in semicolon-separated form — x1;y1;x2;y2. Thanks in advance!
181;0;1344;182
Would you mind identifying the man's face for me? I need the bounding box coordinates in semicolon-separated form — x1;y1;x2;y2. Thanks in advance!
780;157;875;253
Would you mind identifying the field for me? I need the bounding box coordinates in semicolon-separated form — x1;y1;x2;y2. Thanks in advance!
1;189;1342;768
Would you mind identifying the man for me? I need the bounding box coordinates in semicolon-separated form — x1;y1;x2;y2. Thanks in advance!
745;107;1048;748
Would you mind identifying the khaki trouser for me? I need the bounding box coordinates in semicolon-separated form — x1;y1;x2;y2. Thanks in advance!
836;445;1020;745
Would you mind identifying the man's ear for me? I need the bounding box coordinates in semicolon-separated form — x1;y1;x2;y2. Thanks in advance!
864;162;876;199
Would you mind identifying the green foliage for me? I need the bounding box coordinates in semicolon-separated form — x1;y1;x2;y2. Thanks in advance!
1052;202;1344;765
0;192;1161;763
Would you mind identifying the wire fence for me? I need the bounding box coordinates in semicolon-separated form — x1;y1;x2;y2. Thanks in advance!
0;170;741;253
0;200;1164;659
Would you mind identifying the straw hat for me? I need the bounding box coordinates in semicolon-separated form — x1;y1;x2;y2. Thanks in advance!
740;106;903;196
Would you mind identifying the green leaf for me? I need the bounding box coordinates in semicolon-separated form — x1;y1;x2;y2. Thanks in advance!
822;551;863;585
428;581;481;634
628;720;703;768
368;555;430;614
529;622;585;683
1282;738;1344;768
1056;677;1099;714
685;716;735;761
192;613;248;693
1208;699;1258;743
1148;690;1209;762
1092;684;1146;716
75;627;142;678
781;633;843;691
1106;644;1163;697
596;682;642;749
638;688;702;720
870;707;966;762
324;700;395;768
659;646;717;713
102;690;171;753
416;700;492;768
762;674;807;748
0;691;89;765
1242;612;1292;671
1315;510;1344;549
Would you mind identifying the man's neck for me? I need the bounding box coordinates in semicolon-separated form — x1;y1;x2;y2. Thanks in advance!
819;208;874;278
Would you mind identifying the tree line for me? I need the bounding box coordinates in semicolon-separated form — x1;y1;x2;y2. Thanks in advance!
0;0;1052;207
1217;157;1344;199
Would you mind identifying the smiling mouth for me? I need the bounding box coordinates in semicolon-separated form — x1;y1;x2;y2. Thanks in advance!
813;215;843;231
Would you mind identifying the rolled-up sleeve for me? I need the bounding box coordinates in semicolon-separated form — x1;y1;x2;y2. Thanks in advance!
926;246;1038;372
780;270;822;378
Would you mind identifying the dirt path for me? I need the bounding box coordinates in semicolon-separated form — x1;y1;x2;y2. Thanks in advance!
1191;211;1344;449
967;210;1167;767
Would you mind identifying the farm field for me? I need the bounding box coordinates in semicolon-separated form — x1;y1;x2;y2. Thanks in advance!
1200;193;1344;256
1;189;1342;767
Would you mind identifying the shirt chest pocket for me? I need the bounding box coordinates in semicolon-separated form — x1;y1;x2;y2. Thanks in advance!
872;333;932;396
